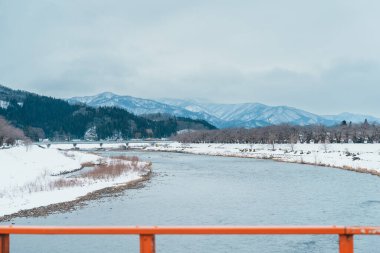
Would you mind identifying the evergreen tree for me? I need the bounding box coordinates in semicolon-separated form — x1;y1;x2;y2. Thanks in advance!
0;93;215;140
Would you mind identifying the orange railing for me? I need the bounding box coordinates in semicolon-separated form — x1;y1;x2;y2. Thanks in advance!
1;226;380;253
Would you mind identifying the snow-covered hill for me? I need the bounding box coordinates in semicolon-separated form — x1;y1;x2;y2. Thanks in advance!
69;92;182;115
68;92;224;126
159;99;338;127
68;93;380;128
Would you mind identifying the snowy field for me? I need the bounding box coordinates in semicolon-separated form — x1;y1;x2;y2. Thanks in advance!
0;145;150;217
129;142;380;174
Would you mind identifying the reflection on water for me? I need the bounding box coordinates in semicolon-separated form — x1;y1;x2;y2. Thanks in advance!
2;151;380;253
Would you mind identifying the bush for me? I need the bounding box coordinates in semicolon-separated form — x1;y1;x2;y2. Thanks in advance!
0;117;28;146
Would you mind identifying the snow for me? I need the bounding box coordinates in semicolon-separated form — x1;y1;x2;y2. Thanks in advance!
0;100;9;109
0;145;150;217
48;142;380;173
52;143;127;150
130;142;380;173
4;141;379;218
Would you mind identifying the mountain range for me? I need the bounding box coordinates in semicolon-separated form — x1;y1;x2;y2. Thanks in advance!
68;92;380;128
0;85;215;140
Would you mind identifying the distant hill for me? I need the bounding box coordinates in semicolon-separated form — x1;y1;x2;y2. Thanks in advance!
69;92;380;128
68;92;225;127
158;98;336;128
0;85;216;140
0;85;29;102
322;112;380;124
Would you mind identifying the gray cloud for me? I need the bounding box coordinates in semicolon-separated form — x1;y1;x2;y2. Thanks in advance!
1;0;380;116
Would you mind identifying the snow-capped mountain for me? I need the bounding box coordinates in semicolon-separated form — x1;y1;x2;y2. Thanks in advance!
68;92;224;125
68;93;380;128
69;92;188;116
158;98;336;128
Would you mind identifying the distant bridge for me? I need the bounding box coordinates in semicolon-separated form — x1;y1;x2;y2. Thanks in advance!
34;140;174;148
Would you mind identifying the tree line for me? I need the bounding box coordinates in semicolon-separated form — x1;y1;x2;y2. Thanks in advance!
173;120;380;144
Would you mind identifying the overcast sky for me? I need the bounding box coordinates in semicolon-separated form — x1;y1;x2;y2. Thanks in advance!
1;0;380;116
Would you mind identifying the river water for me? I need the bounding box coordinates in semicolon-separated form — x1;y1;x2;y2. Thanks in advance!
2;151;380;252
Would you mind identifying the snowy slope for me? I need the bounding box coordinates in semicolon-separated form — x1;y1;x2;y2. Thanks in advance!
0;100;9;109
0;145;150;217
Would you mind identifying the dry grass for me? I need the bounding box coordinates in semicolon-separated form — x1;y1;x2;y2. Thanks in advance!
0;156;152;197
113;155;139;161
340;165;380;176
81;157;152;180
80;161;133;180
113;155;139;165
81;161;97;167
50;178;83;190
39;161;137;191
22;171;49;193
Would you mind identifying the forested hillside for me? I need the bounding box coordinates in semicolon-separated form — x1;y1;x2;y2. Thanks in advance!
0;85;216;140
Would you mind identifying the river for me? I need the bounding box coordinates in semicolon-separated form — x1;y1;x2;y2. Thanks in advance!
2;151;380;252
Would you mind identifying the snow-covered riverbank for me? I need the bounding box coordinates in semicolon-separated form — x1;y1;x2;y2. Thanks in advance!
129;142;380;175
3;141;378;218
0;146;151;217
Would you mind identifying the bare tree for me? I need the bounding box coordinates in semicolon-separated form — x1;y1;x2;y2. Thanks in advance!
173;122;380;144
0;117;28;146
289;132;298;151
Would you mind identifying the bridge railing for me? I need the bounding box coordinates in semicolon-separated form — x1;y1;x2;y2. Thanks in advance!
1;226;380;253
